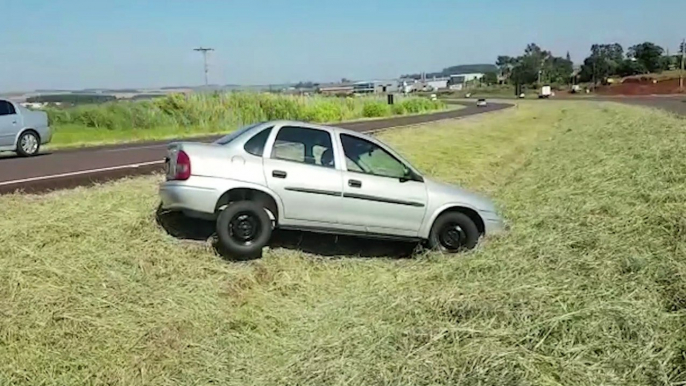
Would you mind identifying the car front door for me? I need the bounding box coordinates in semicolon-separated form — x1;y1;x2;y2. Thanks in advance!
263;125;344;225
0;100;20;147
337;133;428;237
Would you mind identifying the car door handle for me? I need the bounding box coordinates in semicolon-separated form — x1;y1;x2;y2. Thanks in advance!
272;170;287;179
348;179;362;188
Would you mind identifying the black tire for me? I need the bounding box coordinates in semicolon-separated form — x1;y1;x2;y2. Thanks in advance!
16;130;41;157
216;201;272;260
427;212;480;253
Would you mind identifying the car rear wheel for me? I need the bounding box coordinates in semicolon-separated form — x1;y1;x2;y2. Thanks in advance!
216;201;272;260
427;212;480;253
16;131;40;157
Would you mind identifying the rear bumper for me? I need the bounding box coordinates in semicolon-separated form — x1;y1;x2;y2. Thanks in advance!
38;126;52;144
159;181;218;215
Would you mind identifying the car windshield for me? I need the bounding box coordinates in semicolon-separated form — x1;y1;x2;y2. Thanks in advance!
213;122;265;145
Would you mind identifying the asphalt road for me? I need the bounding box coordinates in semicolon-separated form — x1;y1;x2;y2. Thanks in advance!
0;101;511;194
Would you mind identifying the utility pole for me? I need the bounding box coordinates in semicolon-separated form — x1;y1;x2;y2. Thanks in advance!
193;47;214;87
680;38;685;92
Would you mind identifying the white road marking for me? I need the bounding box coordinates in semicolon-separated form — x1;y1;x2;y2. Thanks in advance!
0;160;164;186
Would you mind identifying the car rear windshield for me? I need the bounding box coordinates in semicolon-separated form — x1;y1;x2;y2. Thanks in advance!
213;122;265;145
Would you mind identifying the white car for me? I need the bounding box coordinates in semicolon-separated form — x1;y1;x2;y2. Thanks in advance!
476;98;487;107
159;120;505;259
0;99;52;156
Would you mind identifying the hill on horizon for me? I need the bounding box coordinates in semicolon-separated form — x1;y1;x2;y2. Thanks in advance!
401;63;498;79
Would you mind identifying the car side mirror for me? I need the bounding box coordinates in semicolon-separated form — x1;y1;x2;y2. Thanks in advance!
399;168;422;183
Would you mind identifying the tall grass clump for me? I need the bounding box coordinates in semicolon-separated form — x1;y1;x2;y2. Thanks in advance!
44;92;446;146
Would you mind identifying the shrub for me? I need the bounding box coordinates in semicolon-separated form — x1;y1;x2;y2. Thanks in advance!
361;100;391;117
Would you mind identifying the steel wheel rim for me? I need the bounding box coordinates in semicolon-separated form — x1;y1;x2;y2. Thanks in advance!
438;223;467;251
228;212;261;245
21;134;38;154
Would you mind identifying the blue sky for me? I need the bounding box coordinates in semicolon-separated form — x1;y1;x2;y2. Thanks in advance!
2;0;685;91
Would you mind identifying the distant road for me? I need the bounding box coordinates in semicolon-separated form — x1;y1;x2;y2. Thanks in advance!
454;94;686;116
0;101;512;194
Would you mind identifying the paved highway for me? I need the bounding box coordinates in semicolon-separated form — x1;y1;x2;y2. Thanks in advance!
0;101;512;194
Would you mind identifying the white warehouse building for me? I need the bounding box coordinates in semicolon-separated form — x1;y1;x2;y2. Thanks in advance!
448;73;485;90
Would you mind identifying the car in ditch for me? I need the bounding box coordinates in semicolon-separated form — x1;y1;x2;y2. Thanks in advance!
159;120;505;259
0;99;52;157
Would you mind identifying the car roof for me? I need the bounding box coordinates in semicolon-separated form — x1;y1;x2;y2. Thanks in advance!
260;119;373;138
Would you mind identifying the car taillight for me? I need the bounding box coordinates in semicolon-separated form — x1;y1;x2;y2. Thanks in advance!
174;150;191;180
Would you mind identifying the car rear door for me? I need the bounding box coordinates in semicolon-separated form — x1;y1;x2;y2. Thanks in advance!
262;124;344;225
336;132;427;236
0;100;19;147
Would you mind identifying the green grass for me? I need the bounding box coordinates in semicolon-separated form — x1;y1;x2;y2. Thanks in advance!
46;92;447;148
2;101;686;385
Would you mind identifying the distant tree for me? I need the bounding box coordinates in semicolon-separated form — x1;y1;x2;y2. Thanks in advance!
566;51;572;62
496;43;573;86
616;59;646;77
294;81;316;89
510;57;539;85
659;55;675;71
546;56;574;84
627;42;664;73
481;71;498;85
495;55;516;79
578;43;624;83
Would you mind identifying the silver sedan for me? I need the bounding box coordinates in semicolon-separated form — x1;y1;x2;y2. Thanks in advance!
160;120;505;259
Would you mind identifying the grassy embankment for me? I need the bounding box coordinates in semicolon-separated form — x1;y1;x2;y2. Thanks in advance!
2;101;686;385
45;92;448;148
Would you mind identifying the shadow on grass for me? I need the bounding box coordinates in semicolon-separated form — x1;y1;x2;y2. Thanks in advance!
155;205;419;260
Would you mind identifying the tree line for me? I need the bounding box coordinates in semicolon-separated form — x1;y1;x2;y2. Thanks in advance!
576;42;682;83
494;43;573;86
493;41;684;87
401;64;498;80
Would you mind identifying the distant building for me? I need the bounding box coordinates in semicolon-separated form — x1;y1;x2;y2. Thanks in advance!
317;83;354;95
447;73;485;90
403;77;450;92
399;79;415;94
425;78;449;91
20;102;47;109
352;80;399;94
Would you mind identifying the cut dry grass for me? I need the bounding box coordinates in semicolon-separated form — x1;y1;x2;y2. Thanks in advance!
1;101;686;385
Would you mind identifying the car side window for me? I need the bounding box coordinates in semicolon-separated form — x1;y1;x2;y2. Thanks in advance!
0;101;16;116
243;126;273;157
271;126;335;168
340;134;408;179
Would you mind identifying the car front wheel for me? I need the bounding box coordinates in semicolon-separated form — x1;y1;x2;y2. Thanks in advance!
216;201;272;260
427;212;480;253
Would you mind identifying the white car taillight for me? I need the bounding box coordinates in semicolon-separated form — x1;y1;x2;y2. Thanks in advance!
173;150;191;180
